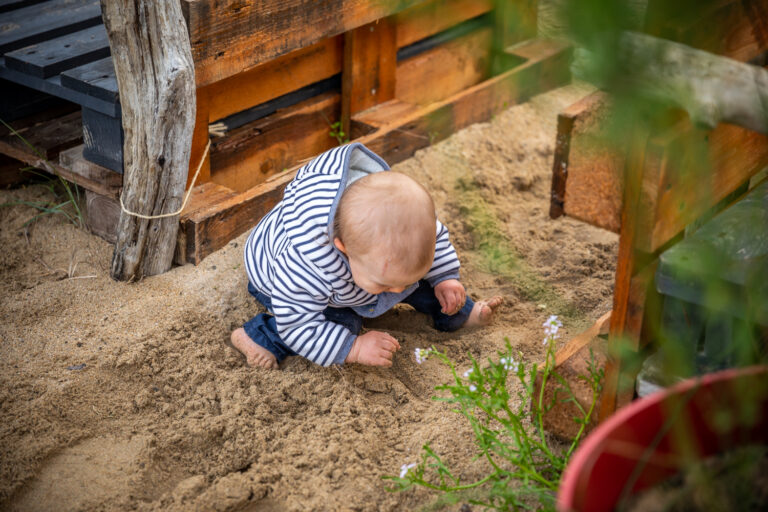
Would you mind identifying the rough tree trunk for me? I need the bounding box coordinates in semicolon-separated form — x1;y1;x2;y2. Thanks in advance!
101;0;195;280
617;31;768;134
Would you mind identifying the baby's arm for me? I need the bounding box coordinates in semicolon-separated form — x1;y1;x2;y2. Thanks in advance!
271;252;399;366
425;220;466;314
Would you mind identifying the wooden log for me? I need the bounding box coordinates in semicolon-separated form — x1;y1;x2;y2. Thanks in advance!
101;0;196;280
644;0;768;63
180;38;571;264
181;0;422;87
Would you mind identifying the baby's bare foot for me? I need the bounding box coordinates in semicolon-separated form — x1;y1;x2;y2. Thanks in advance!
230;328;278;369
464;296;503;328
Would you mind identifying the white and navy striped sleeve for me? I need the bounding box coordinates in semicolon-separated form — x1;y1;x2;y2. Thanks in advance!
269;248;355;366
424;220;461;286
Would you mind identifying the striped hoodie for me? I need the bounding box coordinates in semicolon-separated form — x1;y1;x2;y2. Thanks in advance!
244;143;460;366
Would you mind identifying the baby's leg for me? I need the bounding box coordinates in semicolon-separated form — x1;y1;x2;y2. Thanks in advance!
463;296;503;328
231;328;278;369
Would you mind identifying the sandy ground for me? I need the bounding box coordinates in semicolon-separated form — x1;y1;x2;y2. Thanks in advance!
0;82;617;511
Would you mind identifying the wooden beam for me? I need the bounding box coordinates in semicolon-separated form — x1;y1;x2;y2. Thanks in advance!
58;145;121;198
395;0;493;48
645;0;768;62
395;26;492;106
180;38;571;264
210;92;340;193
181;0;422;87
341;17;397;136
204;37;343;123
0;110;82;160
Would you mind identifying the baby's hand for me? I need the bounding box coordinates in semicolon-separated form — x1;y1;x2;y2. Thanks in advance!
434;279;466;315
346;330;401;367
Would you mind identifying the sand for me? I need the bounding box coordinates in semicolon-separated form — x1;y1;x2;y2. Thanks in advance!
0;82;617;511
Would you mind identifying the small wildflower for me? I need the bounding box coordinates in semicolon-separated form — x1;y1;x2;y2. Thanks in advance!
400;462;417;478
469;384;477;392
414;348;429;364
463;368;474;378
500;356;519;372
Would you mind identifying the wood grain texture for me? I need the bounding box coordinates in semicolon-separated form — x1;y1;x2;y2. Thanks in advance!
181;0;421;87
341;17;397;134
102;0;196;280
395;26;491;106
395;0;493;48
210;93;340;193
58;144;122;198
204;37;343;123
0;109;82;159
0;0;102;53
645;0;768;62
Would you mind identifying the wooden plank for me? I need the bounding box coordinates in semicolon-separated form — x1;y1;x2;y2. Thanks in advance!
644;0;768;62
81;107;123;173
491;0;538;74
0;79;75;121
5;24;109;78
0;0;102;53
175;181;237;265
85;189;119;242
341;17;397;136
204;37;342;123
395;0;493;48
638;119;768;252
395;26;491;106
211;92;340;193
58;145;122;198
359;38;571;165
181;0;422;87
556;91;625;232
0;109;81;160
181;37;571;264
188;87;211;189
59;57;118;104
0;1;47;13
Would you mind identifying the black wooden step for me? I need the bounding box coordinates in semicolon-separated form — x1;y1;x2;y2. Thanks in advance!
0;0;47;13
5;24;109;78
0;0;101;54
59;56;118;104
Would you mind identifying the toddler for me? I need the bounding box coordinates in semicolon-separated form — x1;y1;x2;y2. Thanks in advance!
231;143;502;368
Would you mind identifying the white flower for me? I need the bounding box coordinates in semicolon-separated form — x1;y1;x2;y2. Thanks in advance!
463;368;474;378
500;356;519;372
414;348;429;364
469;384;477;392
400;462;417;478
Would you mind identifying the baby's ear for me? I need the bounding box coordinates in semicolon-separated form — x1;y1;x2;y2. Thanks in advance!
333;237;347;254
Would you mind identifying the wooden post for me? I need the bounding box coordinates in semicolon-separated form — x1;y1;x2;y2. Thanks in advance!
101;0;196;280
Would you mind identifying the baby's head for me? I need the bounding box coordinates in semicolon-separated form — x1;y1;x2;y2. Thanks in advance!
333;172;436;294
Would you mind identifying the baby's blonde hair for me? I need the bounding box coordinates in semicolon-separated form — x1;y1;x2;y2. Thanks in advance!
334;172;436;276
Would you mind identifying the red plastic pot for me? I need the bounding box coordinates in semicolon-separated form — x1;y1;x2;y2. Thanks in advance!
557;365;768;512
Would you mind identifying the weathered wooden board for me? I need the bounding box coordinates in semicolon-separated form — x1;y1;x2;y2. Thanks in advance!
0;0;47;13
553;91;768;252
181;0;423;87
551;91;625;233
81;106;122;172
341;17;397;133
0;109;81;159
210;92;340;193
396;26;492;106
0;0;102;53
645;0;768;62
204;37;342;123
59;56;118;104
5;24;109;78
180;38;571;264
58;144;122;198
395;0;493;48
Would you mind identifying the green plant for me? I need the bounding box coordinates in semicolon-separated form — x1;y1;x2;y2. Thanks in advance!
0;117;84;228
386;316;603;510
328;120;349;145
